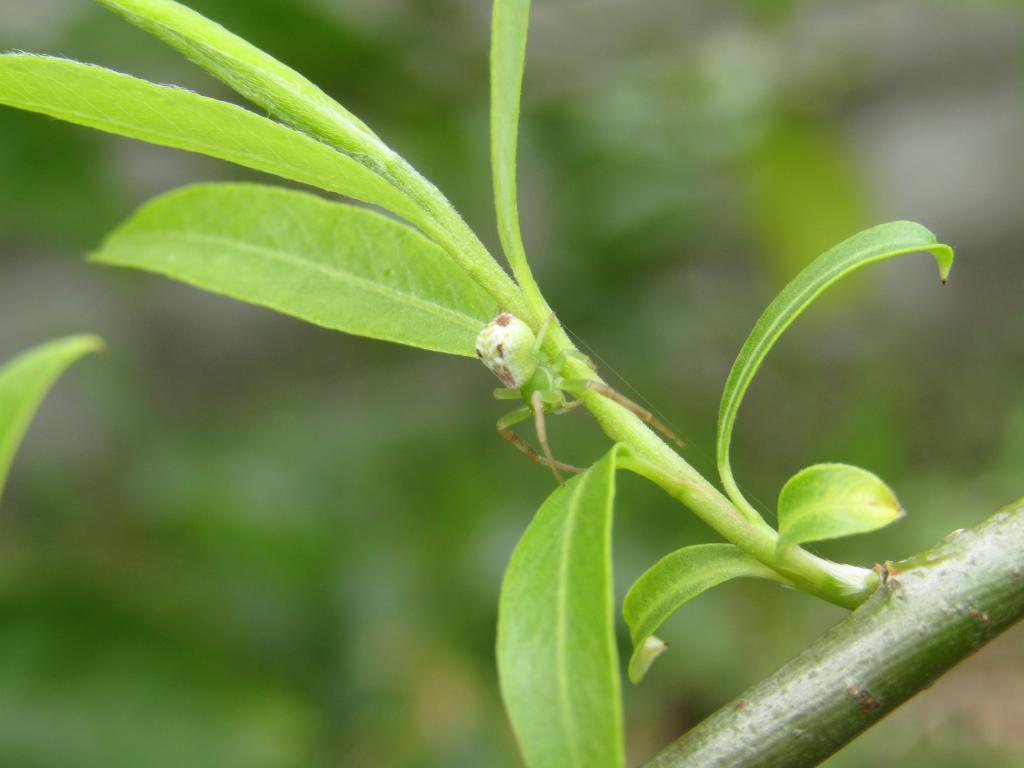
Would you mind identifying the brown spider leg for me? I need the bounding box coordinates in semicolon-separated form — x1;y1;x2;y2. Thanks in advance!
531;391;565;484
566;379;685;448
496;406;585;478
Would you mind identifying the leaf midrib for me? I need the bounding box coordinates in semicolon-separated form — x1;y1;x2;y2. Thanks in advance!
555;476;587;768
2;67;355;196
100;230;485;331
785;500;898;520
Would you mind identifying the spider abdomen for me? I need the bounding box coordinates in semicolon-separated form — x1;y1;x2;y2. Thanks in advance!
475;312;539;389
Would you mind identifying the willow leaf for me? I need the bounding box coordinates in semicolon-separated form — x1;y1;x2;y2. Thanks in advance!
0;336;103;501
491;0;532;281
717;221;953;521
623;544;782;683
91;184;497;356
0;55;428;229
777;463;904;552
497;446;627;768
92;0;531;323
94;0;386;163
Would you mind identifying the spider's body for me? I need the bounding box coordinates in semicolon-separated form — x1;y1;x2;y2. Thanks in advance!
476;312;538;388
476;313;572;405
476;312;681;483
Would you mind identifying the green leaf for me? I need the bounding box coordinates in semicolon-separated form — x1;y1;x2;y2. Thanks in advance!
0;336;103;501
94;0;387;166
0;55;427;230
95;0;534;323
622;544;782;683
490;0;531;281
717;221;953;521
497;446;627;768
90;184;497;356
777;463;904;552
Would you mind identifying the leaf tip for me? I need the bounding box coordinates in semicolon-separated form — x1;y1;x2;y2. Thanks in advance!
628;635;669;684
60;334;106;359
85;249;110;267
932;243;955;285
82;334;107;353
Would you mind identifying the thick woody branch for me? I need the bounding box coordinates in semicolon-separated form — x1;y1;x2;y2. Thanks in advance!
644;497;1024;768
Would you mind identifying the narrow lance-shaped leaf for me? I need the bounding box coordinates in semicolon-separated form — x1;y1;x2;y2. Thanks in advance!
0;55;428;231
0;336;104;501
623;544;783;683
91;184;497;357
497;446;628;768
491;0;535;286
717;221;954;522
94;0;386;163
776;463;904;552
94;0;534;325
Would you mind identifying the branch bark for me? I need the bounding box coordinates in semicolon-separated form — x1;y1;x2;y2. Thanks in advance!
643;497;1024;768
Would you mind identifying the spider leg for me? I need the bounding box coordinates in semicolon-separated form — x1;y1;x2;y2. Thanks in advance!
493;387;522;400
531;391;565;484
563;379;685;448
496;405;585;479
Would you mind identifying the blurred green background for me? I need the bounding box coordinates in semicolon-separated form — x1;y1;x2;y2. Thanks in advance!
0;0;1022;766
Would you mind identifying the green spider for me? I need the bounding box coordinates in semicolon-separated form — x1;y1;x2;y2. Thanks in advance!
475;312;682;483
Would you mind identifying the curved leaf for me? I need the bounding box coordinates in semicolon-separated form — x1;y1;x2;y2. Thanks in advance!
717;221;953;521
491;0;532;280
497;446;628;768
92;0;532;325
90;184;497;356
777;463;903;552
0;336;103;501
623;544;782;683
94;0;385;161
0;55;428;230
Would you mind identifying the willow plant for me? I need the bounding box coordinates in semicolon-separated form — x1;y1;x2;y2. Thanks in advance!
0;2;1019;767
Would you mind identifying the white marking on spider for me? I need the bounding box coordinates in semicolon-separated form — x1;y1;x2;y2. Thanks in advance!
476;312;682;483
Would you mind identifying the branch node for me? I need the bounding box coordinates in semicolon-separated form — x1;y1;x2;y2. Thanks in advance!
876;560;902;592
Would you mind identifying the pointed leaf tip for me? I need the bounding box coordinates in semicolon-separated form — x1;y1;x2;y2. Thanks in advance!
629;636;669;684
716;221;953;523
0;335;103;501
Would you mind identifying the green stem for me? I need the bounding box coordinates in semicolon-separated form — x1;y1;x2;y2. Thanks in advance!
544;322;876;609
378;153;535;322
643;498;1024;768
385;154;878;606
